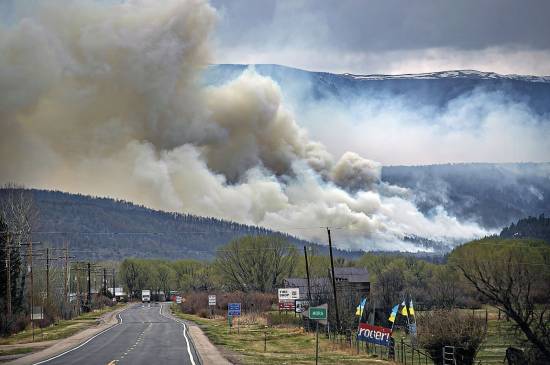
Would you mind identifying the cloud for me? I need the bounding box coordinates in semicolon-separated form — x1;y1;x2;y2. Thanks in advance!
0;0;490;250
211;0;550;75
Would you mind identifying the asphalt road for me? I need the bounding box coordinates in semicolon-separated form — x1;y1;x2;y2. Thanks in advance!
36;303;199;365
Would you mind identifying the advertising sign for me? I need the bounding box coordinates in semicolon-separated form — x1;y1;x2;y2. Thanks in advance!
278;288;300;301
228;303;241;316
295;300;310;313
278;301;295;311
309;306;327;320
357;323;392;346
208;294;216;306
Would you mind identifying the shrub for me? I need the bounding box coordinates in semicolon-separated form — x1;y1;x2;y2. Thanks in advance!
0;312;28;336
417;309;486;365
179;291;276;316
266;311;302;327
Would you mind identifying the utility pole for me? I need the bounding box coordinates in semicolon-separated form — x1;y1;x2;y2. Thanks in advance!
6;232;12;318
112;268;116;302
28;236;35;341
103;268;107;296
64;243;69;303
45;247;50;300
87;262;91;309
304;246;312;302
327;227;340;332
75;267;81;316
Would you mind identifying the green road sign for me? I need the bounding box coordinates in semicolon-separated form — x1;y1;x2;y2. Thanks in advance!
309;306;327;320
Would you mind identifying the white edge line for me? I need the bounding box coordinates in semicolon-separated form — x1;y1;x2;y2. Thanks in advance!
182;323;196;365
33;306;129;365
159;303;196;365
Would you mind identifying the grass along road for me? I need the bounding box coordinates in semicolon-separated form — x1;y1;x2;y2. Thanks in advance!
174;305;524;365
173;308;387;365
0;304;125;346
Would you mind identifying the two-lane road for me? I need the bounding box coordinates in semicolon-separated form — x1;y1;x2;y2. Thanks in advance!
37;303;199;365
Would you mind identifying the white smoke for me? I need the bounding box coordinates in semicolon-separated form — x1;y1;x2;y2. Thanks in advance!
0;0;489;250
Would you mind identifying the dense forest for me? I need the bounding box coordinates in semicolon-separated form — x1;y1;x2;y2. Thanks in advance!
500;214;550;242
0;189;361;261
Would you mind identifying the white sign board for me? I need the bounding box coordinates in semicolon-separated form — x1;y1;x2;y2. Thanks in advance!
208;294;216;306
176;296;182;304
31;306;43;320
278;288;300;301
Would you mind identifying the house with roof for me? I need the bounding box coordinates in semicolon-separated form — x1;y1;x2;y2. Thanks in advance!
332;267;370;295
283;266;370;304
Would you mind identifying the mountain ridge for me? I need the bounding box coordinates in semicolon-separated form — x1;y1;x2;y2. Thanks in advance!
205;64;550;115
216;64;550;82
0;188;362;261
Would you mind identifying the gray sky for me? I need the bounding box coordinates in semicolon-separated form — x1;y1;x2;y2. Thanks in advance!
210;0;550;75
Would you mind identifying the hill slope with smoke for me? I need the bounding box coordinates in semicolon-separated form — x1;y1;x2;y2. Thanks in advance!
206;64;550;166
0;0;520;251
382;163;550;229
4;189;362;261
205;64;550;116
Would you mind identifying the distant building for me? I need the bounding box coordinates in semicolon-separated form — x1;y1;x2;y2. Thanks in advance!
108;287;127;301
331;267;370;296
283;267;370;304
282;277;331;302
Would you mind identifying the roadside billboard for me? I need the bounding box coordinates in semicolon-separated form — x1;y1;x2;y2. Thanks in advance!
278;301;295;311
357;323;392;346
295;300;310;313
278;288;299;301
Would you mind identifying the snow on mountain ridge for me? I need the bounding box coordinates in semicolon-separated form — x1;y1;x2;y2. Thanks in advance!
341;69;550;83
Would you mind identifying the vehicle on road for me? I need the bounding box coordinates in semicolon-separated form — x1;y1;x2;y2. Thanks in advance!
142;289;151;303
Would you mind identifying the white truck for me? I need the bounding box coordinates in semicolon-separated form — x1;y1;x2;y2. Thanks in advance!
141;289;151;303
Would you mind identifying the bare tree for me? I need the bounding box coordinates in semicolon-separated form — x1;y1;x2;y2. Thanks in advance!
0;185;36;333
0;184;36;242
215;235;298;292
451;240;550;362
373;266;405;311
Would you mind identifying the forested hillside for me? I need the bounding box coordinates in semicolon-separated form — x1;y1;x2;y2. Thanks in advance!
3;189;359;261
382;163;550;229
500;215;550;242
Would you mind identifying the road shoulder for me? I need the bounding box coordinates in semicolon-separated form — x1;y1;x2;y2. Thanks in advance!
164;305;232;365
5;305;128;365
186;323;232;365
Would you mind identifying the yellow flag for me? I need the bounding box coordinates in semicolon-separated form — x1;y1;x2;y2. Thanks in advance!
409;300;415;316
400;301;408;316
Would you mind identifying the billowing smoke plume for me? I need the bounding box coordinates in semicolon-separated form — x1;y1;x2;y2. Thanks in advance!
0;0;488;250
